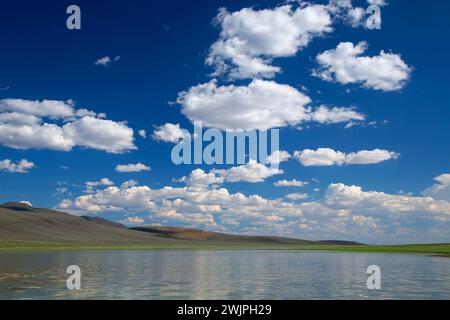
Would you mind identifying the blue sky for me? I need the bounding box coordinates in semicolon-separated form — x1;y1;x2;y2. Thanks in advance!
0;0;449;244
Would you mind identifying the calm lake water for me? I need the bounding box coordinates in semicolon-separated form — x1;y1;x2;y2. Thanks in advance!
0;250;449;300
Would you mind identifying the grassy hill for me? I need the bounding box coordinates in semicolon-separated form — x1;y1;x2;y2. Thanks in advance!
132;226;362;245
0;202;358;246
0;202;448;255
0;202;187;245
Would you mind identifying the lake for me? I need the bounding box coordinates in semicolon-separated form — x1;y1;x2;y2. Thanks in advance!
0;250;449;299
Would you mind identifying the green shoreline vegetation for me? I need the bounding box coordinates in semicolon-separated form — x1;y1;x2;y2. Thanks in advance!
1;242;449;256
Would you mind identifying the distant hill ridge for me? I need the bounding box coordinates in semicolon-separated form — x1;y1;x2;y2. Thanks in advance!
0;202;363;246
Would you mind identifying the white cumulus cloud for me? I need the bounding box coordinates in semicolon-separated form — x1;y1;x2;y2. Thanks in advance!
325;183;450;217
152;123;189;143
55;172;450;243
177;79;310;130
212;160;283;183
0;99;135;153
84;178;114;194
265;150;291;165
94;56;120;67
0;99;75;119
138;129;147;139
286;193;309;200
121;216;145;225
313;41;412;91
309;105;365;124
207;4;333;79
274;179;309;187
116;163;151;173
328;0;367;27
367;0;388;6
177;79;362;130
294;148;399;166
0;159;35;173
422;174;450;201
177;80;366;130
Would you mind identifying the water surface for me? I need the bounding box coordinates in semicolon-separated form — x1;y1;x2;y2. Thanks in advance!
0;250;449;299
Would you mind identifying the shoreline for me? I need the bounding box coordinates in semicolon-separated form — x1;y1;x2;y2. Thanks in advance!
1;242;449;256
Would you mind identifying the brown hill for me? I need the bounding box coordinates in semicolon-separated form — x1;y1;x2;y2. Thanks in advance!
0;202;363;246
132;226;317;244
0;202;178;244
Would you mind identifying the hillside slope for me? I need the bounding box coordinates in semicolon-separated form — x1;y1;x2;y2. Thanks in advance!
132;226;316;245
0;202;362;246
0;202;179;244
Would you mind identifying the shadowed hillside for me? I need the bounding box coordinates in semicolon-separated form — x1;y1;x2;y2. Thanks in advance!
0;202;180;244
0;202;362;246
132;226;319;244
